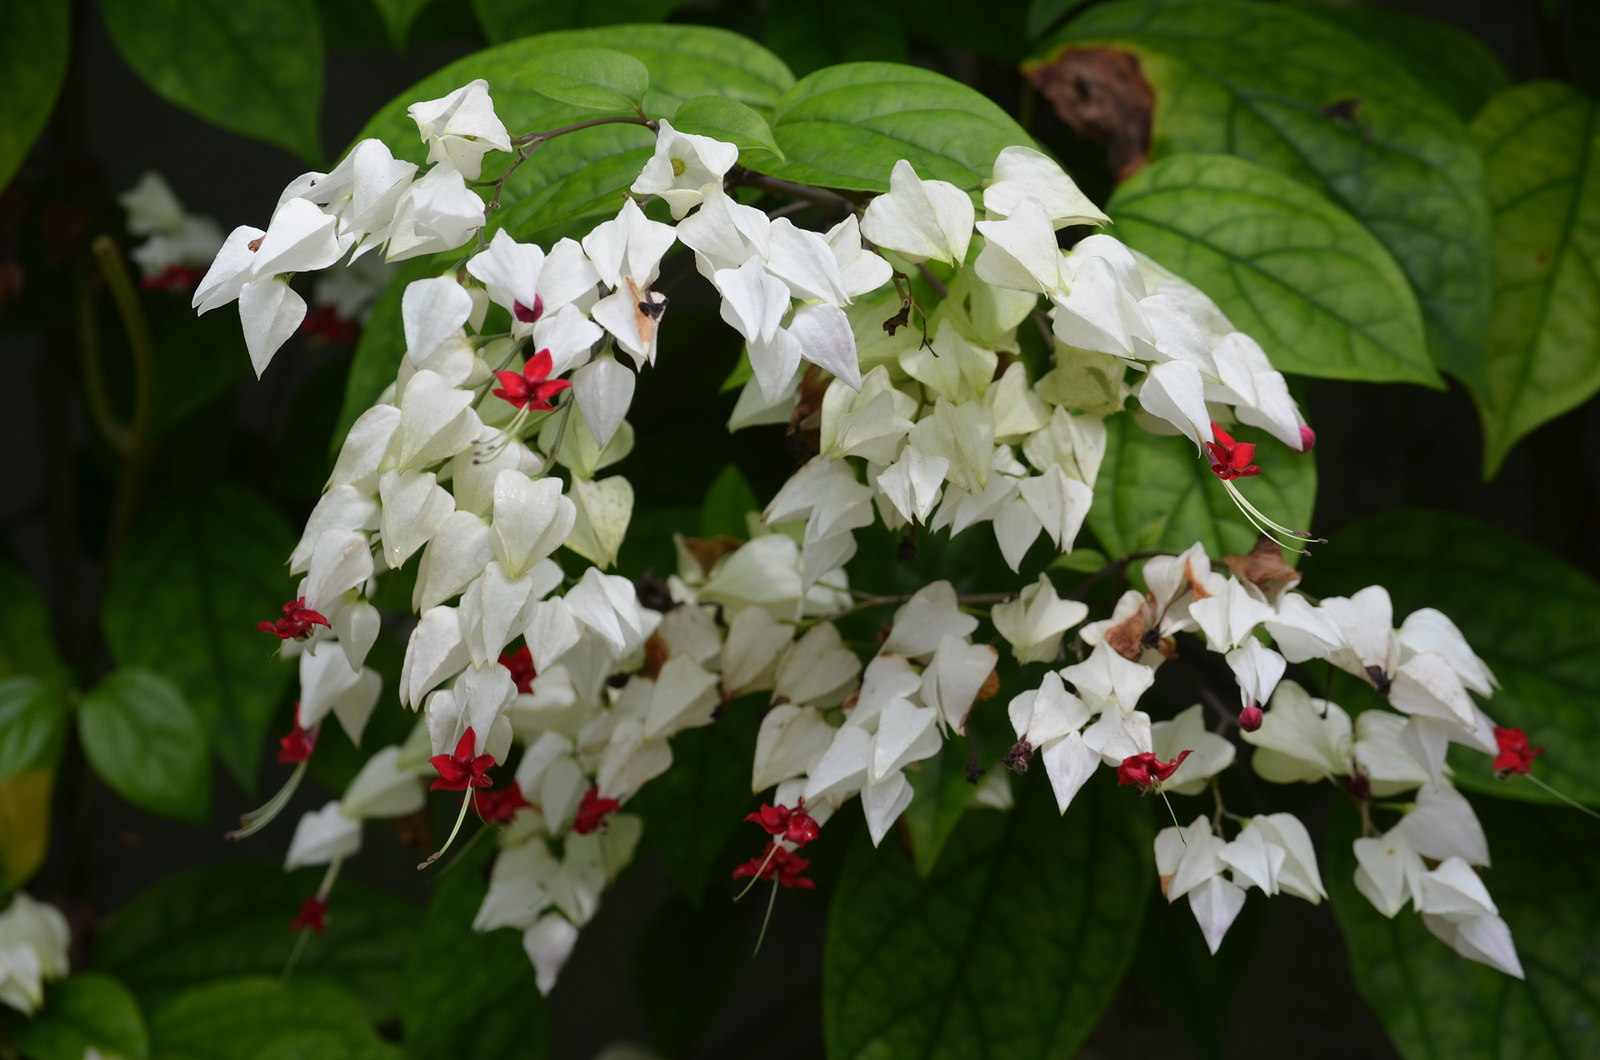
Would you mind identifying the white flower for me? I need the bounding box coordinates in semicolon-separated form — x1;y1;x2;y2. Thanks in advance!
875;446;948;525
920;634;998;734
379;469;456;570
1225;637;1287;710
490;471;576;581
643;654;720;739
860;159;974;266
285;801;363;869
1352;827;1427;918
992;573;1088;664
523;913;581;995
631;120;740;219
0;894;69;1015
385;163;487;262
120;171;187;235
753;703;834;791
565;567;648;655
1151;704;1236;795
974;197;1065;295
1242;682;1351;783
879;581;979;661
774;622;861;707
1418;857;1523;978
401;605;469;708
1136;360;1214;446
721;605;794;700
1397;608;1496;697
1395;782;1490;866
340;745;427;819
1249;813;1327;903
697;533;804;620
1206;332;1311;452
1190;578;1275;651
1061;641;1156;715
298;644;382;743
407;79;512;180
983;146;1110;229
1050;235;1151;359
826;215;893;297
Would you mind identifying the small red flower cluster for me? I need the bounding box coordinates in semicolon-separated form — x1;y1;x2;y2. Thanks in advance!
256;598;330;640
1238;705;1264;732
499;646;537;695
1493;727;1542;777
493;349;570;411
732;801;820;890
572;788;621;835
429;729;496;792
277;706;317;764
1205;423;1261;481
290;895;328;934
1117;749;1193;791
299;304;359;344
476;781;530;825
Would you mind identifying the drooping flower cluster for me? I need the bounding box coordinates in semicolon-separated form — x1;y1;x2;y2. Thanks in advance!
198;75;1536;997
117;172;225;292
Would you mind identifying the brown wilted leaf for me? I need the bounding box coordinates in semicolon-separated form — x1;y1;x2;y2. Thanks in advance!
1222;536;1301;598
1103;606;1149;662
1023;47;1153;183
976;669;1001;702
681;535;743;574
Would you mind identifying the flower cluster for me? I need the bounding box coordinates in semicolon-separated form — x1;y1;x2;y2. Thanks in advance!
117;172;224;292
0;893;70;1016
200;75;1536;995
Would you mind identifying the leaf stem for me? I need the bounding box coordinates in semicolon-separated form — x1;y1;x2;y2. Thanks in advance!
487;115;659;213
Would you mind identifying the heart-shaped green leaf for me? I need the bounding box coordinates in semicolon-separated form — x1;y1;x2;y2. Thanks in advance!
670;95;784;163
11;973;149;1060
518;46;650;113
0;0;69;189
0;677;66;783
79;669;210;823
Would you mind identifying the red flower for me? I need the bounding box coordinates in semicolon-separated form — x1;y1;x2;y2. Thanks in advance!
257;597;330;640
500;646;537;695
732;842;815;890
1204;423;1261;481
476;782;530;824
744;802;821;847
278;706;318;764
1297;426;1317;453
492;348;570;411
513;295;543;324
572;788;621;835
138;263;207;293
1117;750;1193;790
290;895;328;934
1493;727;1543;776
1238;705;1264;732
299;304;359;344
429;729;496;791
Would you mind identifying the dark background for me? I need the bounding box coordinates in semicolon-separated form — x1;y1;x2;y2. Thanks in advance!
2;2;1588;1058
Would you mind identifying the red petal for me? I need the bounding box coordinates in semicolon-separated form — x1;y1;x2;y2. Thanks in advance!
525;348;554;382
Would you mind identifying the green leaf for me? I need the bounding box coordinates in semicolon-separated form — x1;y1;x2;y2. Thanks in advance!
1045;0;1494;390
403;841;547;1060
352;25;791;240
471;0;682;45
698;463;759;540
1088;417;1317;561
517;46;649;113
1291;1;1509;123
1304;508;1600;808
1110;152;1435;386
629;696;763;904
1050;548;1107;573
102;484;297;790
0;561;68;687
825;771;1151;1060
78;669;209;822
634;895;747;1057
372;0;437;48
150;302;254;439
1132;884;1265;1060
95;863;416;1023
149;977;395;1060
1469;82;1600;477
1325;795;1600;1060
900;738;985;878
99;0;325;164
758;62;1033;192
764;0;907;79
670;95;784;164
0;0;69;190
12;972;149;1060
331;257;432;457
0;677;66;783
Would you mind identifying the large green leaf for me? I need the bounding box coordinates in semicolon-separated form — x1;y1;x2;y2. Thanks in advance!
1305;509;1600;808
517;46;650;113
403;841;547;1060
0;0;69;189
1469;82;1600;477
102;484;297;790
629;694;763;905
12;972;149;1060
149;977;397;1060
824;771;1151;1060
0;677;66;783
1111;152;1435;385
471;0;683;44
79;669;210;822
150;303;253;439
1044;0;1494;390
758;62;1033;192
1325;796;1600;1060
764;0;907;79
1132;885;1265;1060
1291;2;1508;123
95;863;416;1023
100;0;325;164
1087;417;1317;561
670;96;784;166
900;737;989;878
